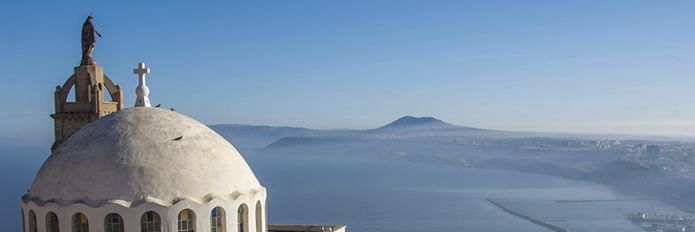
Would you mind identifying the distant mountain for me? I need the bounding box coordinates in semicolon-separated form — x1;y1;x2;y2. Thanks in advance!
209;124;314;138
371;116;479;133
379;116;451;128
208;124;317;150
209;124;355;150
212;116;505;149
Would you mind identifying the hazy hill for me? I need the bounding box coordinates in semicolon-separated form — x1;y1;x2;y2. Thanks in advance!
209;124;315;150
212;116;539;149
212;115;692;151
585;159;695;212
369;116;481;133
208;124;355;150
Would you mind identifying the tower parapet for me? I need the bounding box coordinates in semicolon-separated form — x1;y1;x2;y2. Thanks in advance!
50;64;123;151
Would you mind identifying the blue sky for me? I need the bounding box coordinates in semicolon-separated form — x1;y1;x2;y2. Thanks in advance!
1;1;695;147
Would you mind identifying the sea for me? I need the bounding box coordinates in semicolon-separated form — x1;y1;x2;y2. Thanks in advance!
246;151;686;232
0;147;686;232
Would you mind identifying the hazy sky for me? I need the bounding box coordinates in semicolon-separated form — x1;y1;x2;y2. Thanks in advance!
1;1;694;147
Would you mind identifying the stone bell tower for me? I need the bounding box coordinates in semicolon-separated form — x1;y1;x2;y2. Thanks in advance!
50;16;124;151
50;65;124;151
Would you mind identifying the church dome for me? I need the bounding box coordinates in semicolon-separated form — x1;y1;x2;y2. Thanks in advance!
27;107;262;207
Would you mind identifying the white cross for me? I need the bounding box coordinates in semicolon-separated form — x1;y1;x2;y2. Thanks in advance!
133;62;151;107
133;62;150;86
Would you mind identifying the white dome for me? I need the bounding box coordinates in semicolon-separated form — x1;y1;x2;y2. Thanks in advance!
27;107;263;207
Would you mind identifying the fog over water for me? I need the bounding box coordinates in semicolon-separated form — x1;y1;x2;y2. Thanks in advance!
0;147;46;232
245;151;684;232
2;146;686;232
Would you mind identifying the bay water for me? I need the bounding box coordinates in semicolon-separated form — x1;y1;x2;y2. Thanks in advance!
246;151;684;232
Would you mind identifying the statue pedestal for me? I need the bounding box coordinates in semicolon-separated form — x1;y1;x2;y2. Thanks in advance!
73;64;104;102
81;58;96;66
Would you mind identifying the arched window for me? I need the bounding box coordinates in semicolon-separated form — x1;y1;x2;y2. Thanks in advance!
255;201;262;232
178;209;195;232
22;209;26;232
72;213;89;232
28;210;37;232
104;213;124;232
210;207;225;232
46;212;59;232
140;211;161;232
237;205;248;232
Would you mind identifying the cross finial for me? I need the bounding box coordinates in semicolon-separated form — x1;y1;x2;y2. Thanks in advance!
133;62;151;107
134;62;150;86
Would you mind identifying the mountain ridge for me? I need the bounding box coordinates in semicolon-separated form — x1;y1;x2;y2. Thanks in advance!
378;116;452;128
210;116;476;149
210;116;695;150
372;116;478;133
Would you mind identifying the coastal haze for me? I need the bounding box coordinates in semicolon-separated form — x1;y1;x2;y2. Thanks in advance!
4;117;695;232
229;116;695;232
213;117;695;211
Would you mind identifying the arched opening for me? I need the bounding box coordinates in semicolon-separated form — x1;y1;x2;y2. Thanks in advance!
99;83;114;102
238;204;248;232
140;211;161;232
46;212;59;232
211;207;225;232
72;213;89;232
178;209;195;232
66;86;76;103
22;209;26;232
28;210;37;232
104;213;124;232
255;201;262;232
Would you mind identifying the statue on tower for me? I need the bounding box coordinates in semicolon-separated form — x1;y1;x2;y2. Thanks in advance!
81;15;101;65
